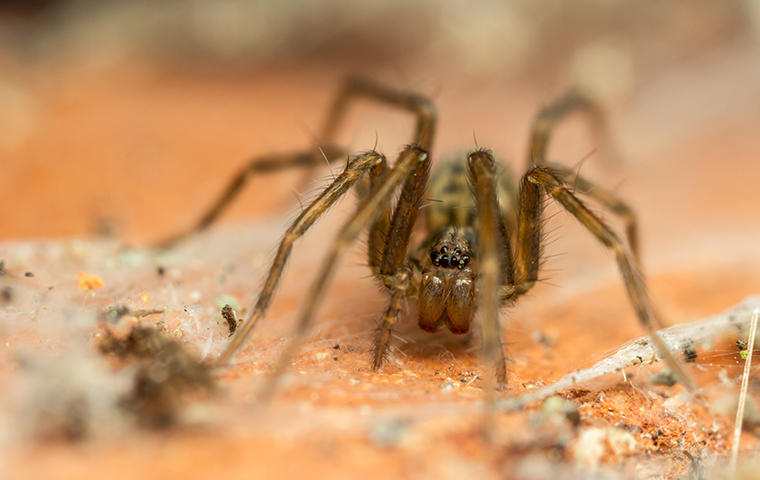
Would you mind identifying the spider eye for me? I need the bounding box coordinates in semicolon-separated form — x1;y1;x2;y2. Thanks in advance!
440;246;448;255
457;255;470;269
430;251;441;267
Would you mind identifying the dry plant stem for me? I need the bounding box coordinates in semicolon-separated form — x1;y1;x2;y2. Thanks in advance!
730;307;759;475
499;296;760;411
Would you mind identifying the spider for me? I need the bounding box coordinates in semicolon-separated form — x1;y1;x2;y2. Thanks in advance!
165;77;692;396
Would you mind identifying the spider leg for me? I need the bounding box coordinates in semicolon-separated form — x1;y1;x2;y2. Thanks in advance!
371;264;414;371
262;145;429;399
321;76;437;151
161;77;436;248
468;150;514;396
158;146;345;247
214;78;434;375
366;158;390;271
518;166;695;391
538;161;639;259
216;150;387;365
318;77;439;369
526;91;639;257
370;140;433;370
527;91;612;169
523;90;639;273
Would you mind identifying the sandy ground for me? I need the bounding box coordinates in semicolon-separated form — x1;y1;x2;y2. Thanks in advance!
2;2;760;479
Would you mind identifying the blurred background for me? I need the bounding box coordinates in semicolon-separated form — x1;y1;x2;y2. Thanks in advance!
1;0;759;246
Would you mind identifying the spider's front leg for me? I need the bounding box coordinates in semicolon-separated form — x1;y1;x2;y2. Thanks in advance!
216;77;437;368
527;91;639;256
517;166;695;391
217;150;387;365
317;76;439;371
369;143;432;370
263;145;430;398
468;150;516;392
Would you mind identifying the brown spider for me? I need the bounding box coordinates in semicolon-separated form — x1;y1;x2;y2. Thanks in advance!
165;77;692;397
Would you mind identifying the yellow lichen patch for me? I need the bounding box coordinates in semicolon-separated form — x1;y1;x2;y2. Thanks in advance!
76;272;104;291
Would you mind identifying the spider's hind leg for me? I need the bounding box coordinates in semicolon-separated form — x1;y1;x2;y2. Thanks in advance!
528;91;617;169
158;146;346;247
160;76;438;249
525;91;638;256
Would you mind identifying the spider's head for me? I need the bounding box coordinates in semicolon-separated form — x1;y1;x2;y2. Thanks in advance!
418;228;476;334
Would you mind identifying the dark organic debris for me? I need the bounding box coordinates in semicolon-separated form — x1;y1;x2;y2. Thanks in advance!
649;369;678;387
100;325;213;428
220;304;238;337
682;342;698;363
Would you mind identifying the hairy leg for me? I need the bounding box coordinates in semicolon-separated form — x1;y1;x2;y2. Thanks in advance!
370;143;432;370
518;166;694;391
216;151;386;365
468;150;513;392
162;76;438;247
159;146;345;247
261;146;429;399
527;91;612;169
321;76;437;152
538;161;640;258
524;91;638;255
214;78;437;370
320;78;439;370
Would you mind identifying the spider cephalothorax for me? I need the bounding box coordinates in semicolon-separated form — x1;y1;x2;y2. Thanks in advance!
166;77;693;399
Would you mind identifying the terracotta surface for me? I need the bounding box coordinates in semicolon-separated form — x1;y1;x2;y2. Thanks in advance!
2;2;760;479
